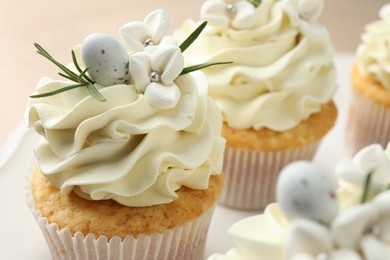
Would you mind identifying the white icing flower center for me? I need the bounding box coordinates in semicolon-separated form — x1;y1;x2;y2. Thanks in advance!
129;45;184;109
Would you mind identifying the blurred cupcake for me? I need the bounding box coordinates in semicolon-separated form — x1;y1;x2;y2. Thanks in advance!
175;0;337;210
346;4;390;155
25;10;225;259
208;144;390;260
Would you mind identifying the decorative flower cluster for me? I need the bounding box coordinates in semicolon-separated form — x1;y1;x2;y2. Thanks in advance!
201;0;258;30
31;10;230;110
201;0;326;40
120;10;183;109
278;145;390;259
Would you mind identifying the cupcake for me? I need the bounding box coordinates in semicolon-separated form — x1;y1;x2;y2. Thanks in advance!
25;10;226;259
175;0;337;210
208;143;390;259
346;4;390;155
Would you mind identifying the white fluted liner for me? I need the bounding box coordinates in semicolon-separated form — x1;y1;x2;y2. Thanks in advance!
346;88;390;155
220;142;320;211
25;172;214;260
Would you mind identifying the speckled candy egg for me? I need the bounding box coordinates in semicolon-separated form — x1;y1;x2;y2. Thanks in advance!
81;33;130;86
276;161;338;225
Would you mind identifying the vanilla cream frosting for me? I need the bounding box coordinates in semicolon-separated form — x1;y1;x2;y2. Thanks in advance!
208;204;287;260
357;4;390;90
26;70;225;207
26;9;226;207
175;0;336;131
208;143;390;260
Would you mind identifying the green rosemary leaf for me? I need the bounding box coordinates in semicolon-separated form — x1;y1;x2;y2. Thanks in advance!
78;67;90;82
58;72;76;82
179;21;207;53
71;50;83;74
34;43;78;79
30;83;87;98
248;0;261;7
72;50;94;84
180;61;232;75
360;170;374;204
86;84;107;102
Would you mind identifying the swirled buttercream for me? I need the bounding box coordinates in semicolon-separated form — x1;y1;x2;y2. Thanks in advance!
25;70;225;207
175;0;336;131
357;4;390;90
208;204;287;260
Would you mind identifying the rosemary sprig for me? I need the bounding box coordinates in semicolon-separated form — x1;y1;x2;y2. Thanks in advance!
360;169;375;204
178;21;233;75
179;21;207;53
31;43;106;102
180;61;232;75
248;0;262;7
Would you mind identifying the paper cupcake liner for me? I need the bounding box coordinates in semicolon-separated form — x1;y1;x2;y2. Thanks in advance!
346;88;390;155
219;142;320;211
25;172;214;260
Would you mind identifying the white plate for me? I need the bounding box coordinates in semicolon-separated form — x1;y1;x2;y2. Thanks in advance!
0;54;354;259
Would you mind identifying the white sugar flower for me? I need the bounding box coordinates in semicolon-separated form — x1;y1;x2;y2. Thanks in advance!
281;0;326;40
129;45;184;109
286;219;361;260
120;9;177;52
200;0;257;30
332;191;390;259
336;144;390;197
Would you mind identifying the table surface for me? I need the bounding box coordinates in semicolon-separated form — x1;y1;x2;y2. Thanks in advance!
0;53;353;259
0;0;388;150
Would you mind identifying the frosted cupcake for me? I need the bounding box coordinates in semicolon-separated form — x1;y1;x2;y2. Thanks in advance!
208;143;390;260
25;10;226;260
347;4;390;155
175;0;337;210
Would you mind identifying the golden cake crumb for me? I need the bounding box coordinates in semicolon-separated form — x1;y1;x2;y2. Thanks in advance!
222;101;337;151
351;63;390;107
32;169;223;239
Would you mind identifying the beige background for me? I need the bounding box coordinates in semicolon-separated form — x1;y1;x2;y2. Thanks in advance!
0;0;388;147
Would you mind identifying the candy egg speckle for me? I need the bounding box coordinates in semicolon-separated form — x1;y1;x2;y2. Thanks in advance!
276;161;338;225
81;33;130;86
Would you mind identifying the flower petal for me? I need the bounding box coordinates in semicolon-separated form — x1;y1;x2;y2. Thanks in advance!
299;22;327;41
296;0;324;23
200;0;230;28
232;1;257;29
372;191;390;216
282;0;301;27
119;21;149;51
332;204;380;250
160;35;178;46
336;144;390;192
286;219;332;258
129;52;151;91
361;235;390;260
144;9;170;44
151;46;184;85
144;82;181;109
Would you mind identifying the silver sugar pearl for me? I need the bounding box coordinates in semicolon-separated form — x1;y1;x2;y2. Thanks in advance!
316;253;329;260
299;11;310;21
150;71;161;83
226;4;237;14
144;38;154;47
